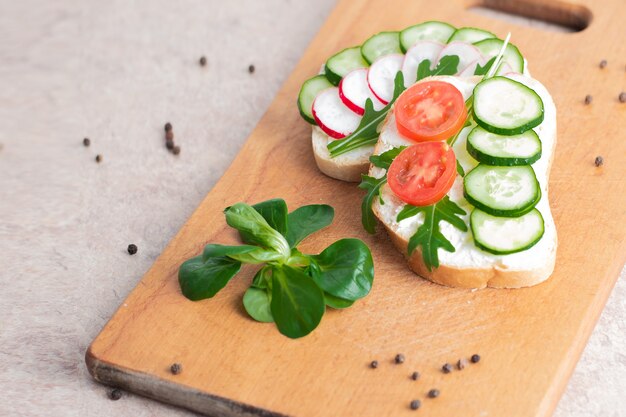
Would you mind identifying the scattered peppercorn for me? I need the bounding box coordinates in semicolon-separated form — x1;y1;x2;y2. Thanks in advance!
470;354;481;363
83;137;90;147
584;95;592;105
166;138;174;150
599;59;607;69
172;145;181;155
370;360;379;369
164;122;172;132
594;156;604;167
95;154;102;163
457;358;468;370
442;363;453;373
165;130;174;141
248;64;255;74
199;56;207;66
410;399;421;410
411;371;420;381
170;363;182;375
619;92;626;103
395;354;405;364
428;389;440;398
127;244;138;255
108;388;123;401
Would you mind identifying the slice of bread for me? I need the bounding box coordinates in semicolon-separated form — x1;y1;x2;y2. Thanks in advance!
370;75;557;289
311;126;373;183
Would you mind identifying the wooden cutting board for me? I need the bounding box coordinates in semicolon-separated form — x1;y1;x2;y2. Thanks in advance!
86;0;626;416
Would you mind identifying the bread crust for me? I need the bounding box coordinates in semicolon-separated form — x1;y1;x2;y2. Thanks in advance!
311;126;371;182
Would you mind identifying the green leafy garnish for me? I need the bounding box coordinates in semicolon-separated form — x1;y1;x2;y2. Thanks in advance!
456;160;465;177
473;56;496;76
416;55;460;81
327;72;406;158
178;198;374;339
396;196;467;271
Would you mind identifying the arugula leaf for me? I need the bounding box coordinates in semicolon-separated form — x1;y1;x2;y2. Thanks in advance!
309;238;374;301
324;293;355;309
474;56;496;76
369;146;407;170
456;160;465;177
271;265;325;338
416;55;460;81
396;196;467;271
285;204;334;247
327;72;406;158
243;287;274;323
250;198;288;236
358;175;387;234
178;255;241;301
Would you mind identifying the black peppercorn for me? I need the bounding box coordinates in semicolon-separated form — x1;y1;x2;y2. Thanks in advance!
95;154;102;163
594;156;603;167
165;130;174;141
170;363;182;375
411;371;420;380
199;56;207;66
172;145;181;155
442;363;452;373
370;360;378;369
108;389;123;400
619;92;626;103
127;244;137;255
428;389;440;398
470;354;481;363
395;353;405;364
599;59;607;69
584;95;592;105
248;64;255;74
83;137;90;147
164;122;172;132
410;399;421;410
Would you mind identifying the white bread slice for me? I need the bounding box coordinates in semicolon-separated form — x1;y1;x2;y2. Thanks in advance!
370;75;557;289
311;126;374;182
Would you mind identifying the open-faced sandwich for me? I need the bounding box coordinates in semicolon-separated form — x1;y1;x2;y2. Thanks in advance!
298;22;557;289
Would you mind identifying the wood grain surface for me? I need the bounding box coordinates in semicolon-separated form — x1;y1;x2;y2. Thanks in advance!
86;0;626;416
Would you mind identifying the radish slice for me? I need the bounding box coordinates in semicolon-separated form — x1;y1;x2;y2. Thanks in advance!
367;54;404;104
436;41;482;74
401;41;444;87
312;87;361;139
339;68;384;116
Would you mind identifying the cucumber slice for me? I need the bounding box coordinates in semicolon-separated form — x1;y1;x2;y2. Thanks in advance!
475;38;524;73
325;47;369;86
466;126;542;166
400;21;456;52
297;75;334;124
464;164;541;217
473;76;544;136
447;27;496;44
470;208;545;255
361;31;402;64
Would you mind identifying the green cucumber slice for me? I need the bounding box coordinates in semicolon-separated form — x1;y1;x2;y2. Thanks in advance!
447;27;496;44
473;76;544;136
361;31;402;64
470;208;545;255
399;21;456;52
466;126;542;166
324;47;369;86
464;164;541;217
475;38;524;73
297;75;334;124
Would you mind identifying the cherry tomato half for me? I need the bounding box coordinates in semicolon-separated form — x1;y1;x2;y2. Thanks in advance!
394;81;467;142
387;142;457;206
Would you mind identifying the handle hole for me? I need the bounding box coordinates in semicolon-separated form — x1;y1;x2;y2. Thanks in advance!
468;0;591;32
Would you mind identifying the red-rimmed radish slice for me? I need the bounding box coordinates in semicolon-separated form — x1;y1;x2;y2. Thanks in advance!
436;41;482;74
338;68;384;116
401;41;444;87
312;87;361;139
367;53;404;104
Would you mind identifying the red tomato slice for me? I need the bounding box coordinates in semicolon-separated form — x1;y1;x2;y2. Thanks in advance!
387;142;457;206
394;81;467;142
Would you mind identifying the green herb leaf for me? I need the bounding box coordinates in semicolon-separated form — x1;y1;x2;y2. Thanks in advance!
369;146;407;170
473;56;496;76
250;198;288;236
202;244;259;258
285;204;334;247
271;265;325;338
178;255;241;301
309;238;374;301
327;72;406;158
416;55;460;81
456;160;465;177
243;287;274;323
398;196;467;271
201;243;280;264
358;175;387;234
324;293;355;309
251;266;272;289
224;202;290;259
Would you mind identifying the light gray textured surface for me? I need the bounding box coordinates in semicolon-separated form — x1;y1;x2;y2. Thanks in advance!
0;1;624;416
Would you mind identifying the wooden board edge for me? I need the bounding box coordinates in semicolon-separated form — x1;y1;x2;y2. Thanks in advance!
85;347;290;417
